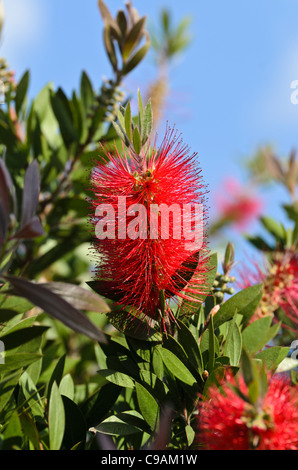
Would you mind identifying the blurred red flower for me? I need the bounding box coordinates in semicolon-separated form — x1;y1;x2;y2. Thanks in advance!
197;372;298;450
238;250;298;327
215;177;263;230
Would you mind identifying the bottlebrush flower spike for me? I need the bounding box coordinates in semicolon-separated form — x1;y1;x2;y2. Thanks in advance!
238;249;298;328
88;91;209;333
197;371;298;450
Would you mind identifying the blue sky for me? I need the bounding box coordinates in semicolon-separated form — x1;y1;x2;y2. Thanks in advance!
1;0;298;262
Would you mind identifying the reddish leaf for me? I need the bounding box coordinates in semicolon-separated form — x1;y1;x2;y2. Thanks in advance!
21;160;40;228
3;276;107;344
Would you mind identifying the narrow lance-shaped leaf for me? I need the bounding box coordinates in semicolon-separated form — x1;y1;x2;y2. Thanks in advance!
222;313;242;366
50;90;78;148
142;98;153;145
117;10;127;38
122;42;150;75
48;381;65;450
3;276;107;344
135;382;159;431
39;282;111;313
125;102;133;143
122;17;147;60
208;313;215;372
0;158;13;218
13;216;44;240
15;70;30;115
20;160;39;220
213;284;263;329
117;108;126;132
80;71;94;117
104;25;118;71
112;121;130;148
157;347;196;386
137;89;144;136
133;127;142;154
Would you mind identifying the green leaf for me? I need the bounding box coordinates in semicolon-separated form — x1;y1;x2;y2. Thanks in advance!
245;235;273;252
15;70;30;115
0;295;32;315
133;126;142;154
239;291;263;327
242;316;281;355
137;89;144;135
0;352;42;373
59;374;75;401
203;366;226;397
135;382;159;431
0;371;22;413
47;354;65;401
142;98;153;144
26;357;42;385
255;346;290;371
152;347;164;380
70;90;84;142
157;347;196;386
185;424;195;447
48;381;65;450
123;17;147;60
260;216;285;241
122;42;150;75
138;370;168;402
200;328;220;356
50;90;78;148
176;319;203;374
213;284;263;329
0;314;45;338
2;411;22;450
112;120;130;147
240;347;266;404
80;70;94;117
117;107;125;131
222;316;242;366
0;325;48;351
104;25;118;71
94;412;143;436
19;371;44;420
208;314;215;372
162;335;189;365
106;305;158;341
80;383;122;429
19;412;41;450
125;101;133;142
62;396;86;449
98;369;135;388
117;10;127;37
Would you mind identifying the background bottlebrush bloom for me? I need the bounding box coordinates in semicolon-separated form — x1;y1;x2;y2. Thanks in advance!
214;177;264;230
237;250;298;327
197;372;298;450
89;127;209;330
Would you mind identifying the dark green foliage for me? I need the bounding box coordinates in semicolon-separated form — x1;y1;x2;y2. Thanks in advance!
0;0;296;452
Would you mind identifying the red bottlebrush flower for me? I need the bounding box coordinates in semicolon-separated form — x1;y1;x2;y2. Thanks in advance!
215;177;263;230
197;372;298;450
89;127;209;331
238;250;298;327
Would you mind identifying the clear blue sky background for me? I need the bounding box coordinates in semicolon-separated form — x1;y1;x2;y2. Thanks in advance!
1;0;298;263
